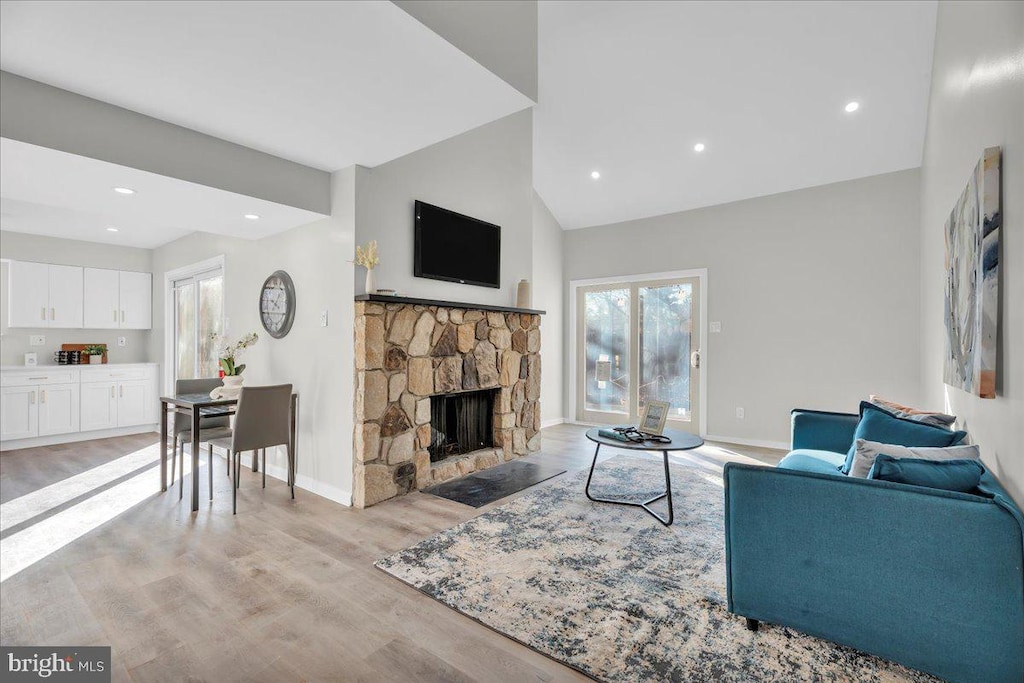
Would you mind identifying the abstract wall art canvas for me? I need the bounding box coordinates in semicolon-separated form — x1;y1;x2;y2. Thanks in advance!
944;146;1001;399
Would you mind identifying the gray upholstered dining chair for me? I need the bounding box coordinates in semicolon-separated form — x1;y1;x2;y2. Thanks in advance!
172;378;233;501
208;384;294;514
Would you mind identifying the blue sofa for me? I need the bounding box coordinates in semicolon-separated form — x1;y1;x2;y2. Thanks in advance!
723;408;1024;683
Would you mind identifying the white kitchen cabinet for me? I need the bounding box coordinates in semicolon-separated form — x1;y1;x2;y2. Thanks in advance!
79;365;158;432
83;268;121;329
48;264;84;328
1;364;157;448
116;379;153;427
9;261;150;330
38;383;80;436
7;261;51;328
118;271;152;329
1;385;38;441
79;381;118;432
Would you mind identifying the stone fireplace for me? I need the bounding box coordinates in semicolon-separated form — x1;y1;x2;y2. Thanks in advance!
353;296;543;508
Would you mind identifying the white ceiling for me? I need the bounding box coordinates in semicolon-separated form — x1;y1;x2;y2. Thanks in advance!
0;138;326;249
535;1;938;229
0;0;533;171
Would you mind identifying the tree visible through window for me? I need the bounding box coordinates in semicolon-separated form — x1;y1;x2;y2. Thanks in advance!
174;268;223;381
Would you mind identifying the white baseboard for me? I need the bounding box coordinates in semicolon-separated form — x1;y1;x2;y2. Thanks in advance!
1;425;158;452
541;418;566;429
227;449;352;506
704;434;789;451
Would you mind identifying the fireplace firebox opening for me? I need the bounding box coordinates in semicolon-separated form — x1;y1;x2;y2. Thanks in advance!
429;389;498;462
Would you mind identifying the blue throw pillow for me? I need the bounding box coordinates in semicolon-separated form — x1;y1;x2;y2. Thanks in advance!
867;455;985;493
842;401;967;474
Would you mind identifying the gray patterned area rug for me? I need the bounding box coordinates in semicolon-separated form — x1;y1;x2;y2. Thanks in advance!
376;455;939;683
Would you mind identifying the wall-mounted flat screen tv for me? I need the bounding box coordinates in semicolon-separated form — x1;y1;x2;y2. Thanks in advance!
414;200;501;288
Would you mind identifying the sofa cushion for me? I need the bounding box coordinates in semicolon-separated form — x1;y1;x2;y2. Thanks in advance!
867;455;985;493
842;401;968;474
868;395;957;428
848;439;981;478
777;449;846;475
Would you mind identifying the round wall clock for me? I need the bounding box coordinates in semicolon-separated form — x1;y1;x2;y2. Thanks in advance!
259;270;296;338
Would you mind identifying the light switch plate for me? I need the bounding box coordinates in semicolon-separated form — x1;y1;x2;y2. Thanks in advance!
320;310;329;327
117;336;127;347
29;335;45;346
709;322;722;333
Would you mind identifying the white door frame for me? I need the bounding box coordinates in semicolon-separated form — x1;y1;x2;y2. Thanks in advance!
568;268;709;437
162;255;225;394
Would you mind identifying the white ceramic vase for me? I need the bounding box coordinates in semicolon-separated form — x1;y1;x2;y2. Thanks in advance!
210;375;244;399
365;268;376;295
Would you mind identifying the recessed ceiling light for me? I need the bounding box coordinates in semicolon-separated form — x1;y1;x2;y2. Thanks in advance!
113;187;135;195
693;143;706;152
106;227;119;232
590;171;601;180
844;101;860;113
244;214;260;220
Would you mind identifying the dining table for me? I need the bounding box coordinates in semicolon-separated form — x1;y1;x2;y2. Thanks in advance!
159;391;298;512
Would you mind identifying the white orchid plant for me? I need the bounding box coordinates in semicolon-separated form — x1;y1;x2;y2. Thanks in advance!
208;331;259;376
354;240;380;270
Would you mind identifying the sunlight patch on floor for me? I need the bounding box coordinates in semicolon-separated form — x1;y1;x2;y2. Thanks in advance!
0;452;201;583
1;445;161;531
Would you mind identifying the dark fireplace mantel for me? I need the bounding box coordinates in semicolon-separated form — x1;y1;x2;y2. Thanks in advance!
355;294;545;316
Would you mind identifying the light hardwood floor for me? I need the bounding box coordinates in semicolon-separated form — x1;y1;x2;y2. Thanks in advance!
0;424;782;682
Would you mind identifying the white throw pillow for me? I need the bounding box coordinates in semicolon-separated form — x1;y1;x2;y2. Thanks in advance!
848;438;981;479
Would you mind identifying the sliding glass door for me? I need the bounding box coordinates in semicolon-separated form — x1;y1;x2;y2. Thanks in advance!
576;276;701;433
172;267;224;382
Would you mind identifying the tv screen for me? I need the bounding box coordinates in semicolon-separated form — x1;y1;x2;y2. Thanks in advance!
414;200;501;288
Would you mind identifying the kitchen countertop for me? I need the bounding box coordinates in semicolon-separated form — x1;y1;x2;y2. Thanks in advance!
1;362;159;371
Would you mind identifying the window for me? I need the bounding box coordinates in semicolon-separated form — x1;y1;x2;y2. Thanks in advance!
171;264;224;382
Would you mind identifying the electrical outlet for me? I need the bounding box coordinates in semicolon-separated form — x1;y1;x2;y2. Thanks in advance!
709;321;722;333
320;309;329;327
736;407;745;419
29;335;45;346
117;336;127;347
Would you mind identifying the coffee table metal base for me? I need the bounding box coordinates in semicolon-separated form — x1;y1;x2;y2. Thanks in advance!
584;443;674;526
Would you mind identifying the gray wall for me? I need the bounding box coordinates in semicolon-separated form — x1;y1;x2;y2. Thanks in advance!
0;230;152;365
393;0;538;101
564;169;923;446
0;71;331;213
919;1;1024;501
532;191;564;423
149;168;356;504
354;109;534;307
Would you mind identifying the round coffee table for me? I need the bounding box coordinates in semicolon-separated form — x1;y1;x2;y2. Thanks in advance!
584;427;705;526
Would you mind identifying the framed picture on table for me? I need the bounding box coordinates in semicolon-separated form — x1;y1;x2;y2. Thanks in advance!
639;400;670;436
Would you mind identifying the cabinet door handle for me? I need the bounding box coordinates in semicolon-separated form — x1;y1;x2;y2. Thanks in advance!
114;309;118;322
28;377;47;381
41;307;46;321
40;389;46;403
29;391;36;405
110;385;115;399
120;385;124;398
121;310;125;324
50;307;55;320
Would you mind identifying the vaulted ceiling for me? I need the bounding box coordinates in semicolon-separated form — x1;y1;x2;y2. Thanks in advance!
534;1;938;229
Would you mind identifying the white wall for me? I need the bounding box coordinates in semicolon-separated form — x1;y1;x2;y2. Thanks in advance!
564;169;923;446
0;230;152;365
149;168;356;504
919;1;1024;502
532;191;564;424
353;109;534;308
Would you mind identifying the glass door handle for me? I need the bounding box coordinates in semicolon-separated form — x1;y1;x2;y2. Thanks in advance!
690;349;701;369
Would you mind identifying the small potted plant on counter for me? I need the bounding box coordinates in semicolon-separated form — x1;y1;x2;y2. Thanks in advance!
83;344;106;364
208;332;259;399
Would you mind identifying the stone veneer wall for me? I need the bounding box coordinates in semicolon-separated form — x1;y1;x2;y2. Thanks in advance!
353;301;542;507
